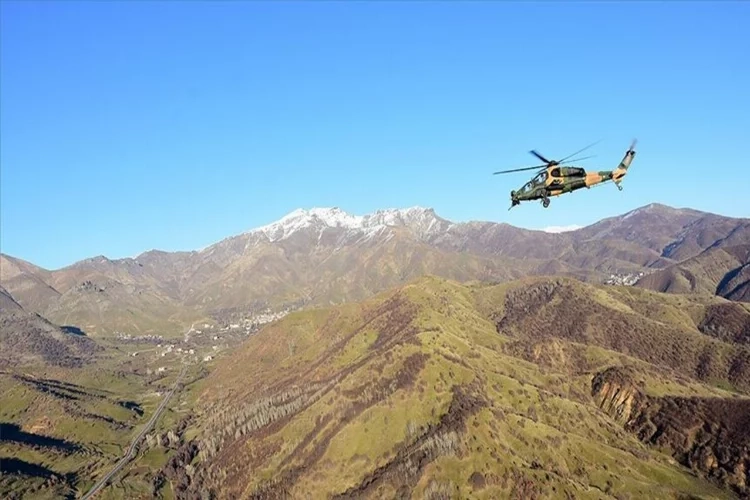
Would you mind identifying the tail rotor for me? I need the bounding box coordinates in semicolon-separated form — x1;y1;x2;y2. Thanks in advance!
613;138;638;189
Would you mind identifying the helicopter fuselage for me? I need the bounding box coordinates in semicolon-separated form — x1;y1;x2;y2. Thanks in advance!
509;143;636;209
511;167;614;204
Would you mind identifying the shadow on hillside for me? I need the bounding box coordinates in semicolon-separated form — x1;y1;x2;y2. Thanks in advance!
60;325;87;336
13;373;110;399
716;263;750;298
0;423;81;452
0;457;60;479
118;400;144;416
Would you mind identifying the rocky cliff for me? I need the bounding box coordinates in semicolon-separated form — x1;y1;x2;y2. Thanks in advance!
591;367;750;497
590;367;646;426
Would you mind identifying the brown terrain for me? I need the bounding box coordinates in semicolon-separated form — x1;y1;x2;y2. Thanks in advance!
152;275;750;499
0;285;100;369
1;203;748;339
636;244;750;302
491;277;750;393
592;366;750;497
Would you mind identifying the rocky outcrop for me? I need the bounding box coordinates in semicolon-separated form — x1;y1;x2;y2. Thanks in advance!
592;367;750;497
590;367;646;426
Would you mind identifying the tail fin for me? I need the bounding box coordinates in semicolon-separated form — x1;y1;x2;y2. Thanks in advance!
612;139;637;187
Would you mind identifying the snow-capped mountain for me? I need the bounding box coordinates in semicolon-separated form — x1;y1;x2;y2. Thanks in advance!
250;208;367;242
3;202;747;336
245;206;453;243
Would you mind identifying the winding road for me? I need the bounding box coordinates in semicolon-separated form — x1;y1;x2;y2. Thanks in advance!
81;365;186;499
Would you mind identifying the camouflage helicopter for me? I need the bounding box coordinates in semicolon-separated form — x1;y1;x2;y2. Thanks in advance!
494;139;637;209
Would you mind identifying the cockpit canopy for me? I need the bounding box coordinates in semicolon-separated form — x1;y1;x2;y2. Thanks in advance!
532;171;548;185
517;170;547;194
550;166;586;178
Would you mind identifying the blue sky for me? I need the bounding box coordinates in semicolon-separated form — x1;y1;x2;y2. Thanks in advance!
2;1;748;269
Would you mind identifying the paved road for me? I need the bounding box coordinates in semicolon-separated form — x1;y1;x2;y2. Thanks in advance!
81;365;186;499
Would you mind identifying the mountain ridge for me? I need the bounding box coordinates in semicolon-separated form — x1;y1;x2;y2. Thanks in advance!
2;203;748;336
5;202;735;272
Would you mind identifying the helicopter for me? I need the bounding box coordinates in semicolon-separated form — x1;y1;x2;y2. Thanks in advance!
494;139;637;209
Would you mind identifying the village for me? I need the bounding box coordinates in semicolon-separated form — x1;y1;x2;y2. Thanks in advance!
127;306;295;376
604;271;647;286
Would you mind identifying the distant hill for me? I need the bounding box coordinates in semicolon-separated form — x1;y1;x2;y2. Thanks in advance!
0;285;100;368
486;276;750;392
0;284;25;313
0;254;61;313
1;203;748;336
166;275;748;499
635;244;750;302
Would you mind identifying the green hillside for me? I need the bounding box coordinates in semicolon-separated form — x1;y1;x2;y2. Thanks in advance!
163;276;747;499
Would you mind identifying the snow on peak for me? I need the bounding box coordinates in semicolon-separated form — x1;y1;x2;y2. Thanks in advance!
249;207;360;242
621;203;668;221
362;206;435;227
621;207;643;221
282;207;363;228
541;225;582;233
247;206;445;242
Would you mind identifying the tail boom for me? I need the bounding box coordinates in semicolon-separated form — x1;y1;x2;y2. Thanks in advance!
612;139;637;184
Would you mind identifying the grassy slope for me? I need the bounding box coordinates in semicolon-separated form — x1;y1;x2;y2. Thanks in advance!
42;285;209;338
179;276;740;499
0;338;192;500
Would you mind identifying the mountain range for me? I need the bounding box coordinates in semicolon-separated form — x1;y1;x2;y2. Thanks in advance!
3;202;750;499
1;202;748;337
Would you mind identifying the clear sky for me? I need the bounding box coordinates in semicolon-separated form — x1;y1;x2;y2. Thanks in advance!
2;1;748;270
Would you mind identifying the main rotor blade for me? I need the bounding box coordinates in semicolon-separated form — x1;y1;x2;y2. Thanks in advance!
529;150;550;164
560;154;596;164
493;165;545;175
559;139;602;163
